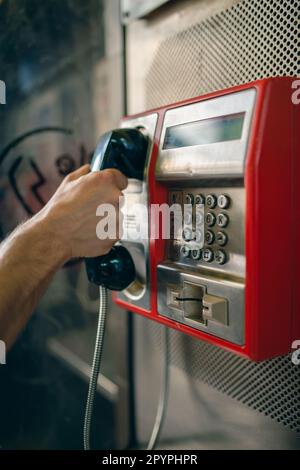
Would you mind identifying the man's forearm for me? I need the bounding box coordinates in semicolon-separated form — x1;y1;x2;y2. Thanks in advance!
0;213;68;348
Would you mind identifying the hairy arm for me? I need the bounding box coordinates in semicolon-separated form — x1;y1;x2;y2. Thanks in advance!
0;165;127;348
0;216;67;347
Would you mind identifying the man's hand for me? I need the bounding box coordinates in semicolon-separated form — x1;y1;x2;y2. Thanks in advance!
38;164;128;259
0;165;128;347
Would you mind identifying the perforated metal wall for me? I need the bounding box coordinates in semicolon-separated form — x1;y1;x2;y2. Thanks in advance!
145;0;299;108
129;0;300;442
149;322;300;433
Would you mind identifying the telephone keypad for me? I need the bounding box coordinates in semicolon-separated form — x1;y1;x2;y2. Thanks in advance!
169;188;237;267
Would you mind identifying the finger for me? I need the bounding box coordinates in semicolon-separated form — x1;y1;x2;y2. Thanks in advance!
108;189;124;207
65;164;90;181
103;169;128;191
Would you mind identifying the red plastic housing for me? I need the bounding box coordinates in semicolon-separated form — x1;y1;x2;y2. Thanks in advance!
115;77;300;361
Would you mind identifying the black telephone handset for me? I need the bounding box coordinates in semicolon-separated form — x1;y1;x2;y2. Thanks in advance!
85;128;148;290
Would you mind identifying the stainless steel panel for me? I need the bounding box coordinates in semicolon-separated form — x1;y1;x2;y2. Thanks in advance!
156;89;256;179
142;0;299;111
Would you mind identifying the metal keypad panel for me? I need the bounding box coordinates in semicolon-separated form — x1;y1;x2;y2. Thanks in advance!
167;186;245;279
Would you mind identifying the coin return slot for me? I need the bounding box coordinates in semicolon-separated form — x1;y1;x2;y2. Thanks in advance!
181;282;206;324
202;294;228;326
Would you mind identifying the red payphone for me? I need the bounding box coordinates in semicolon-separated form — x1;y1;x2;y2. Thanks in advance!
113;77;300;361
84;76;299;451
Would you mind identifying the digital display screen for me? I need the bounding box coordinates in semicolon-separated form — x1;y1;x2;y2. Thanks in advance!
163;112;245;150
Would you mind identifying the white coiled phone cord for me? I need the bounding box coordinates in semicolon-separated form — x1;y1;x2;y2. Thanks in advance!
83;288;170;451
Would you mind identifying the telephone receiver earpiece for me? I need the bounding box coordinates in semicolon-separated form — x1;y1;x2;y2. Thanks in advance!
85;128;148;290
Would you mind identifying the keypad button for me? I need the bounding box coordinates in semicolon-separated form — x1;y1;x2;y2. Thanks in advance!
218;194;230;209
217;213;229;228
202;248;214;263
215;250;227;265
195;230;203;243
184;212;192;225
180;245;190;258
205;230;215;245
170;191;182;204
191;249;202;260
195;211;204;225
195;194;205;205
216;231;228;247
184;193;194;205
182;227;193;241
206;194;217;209
205;212;216;227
